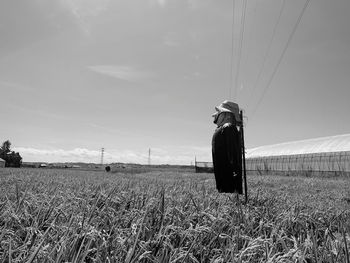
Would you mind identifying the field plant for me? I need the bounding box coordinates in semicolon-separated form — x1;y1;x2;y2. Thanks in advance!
0;168;349;262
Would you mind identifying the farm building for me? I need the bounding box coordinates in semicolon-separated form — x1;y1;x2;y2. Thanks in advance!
195;133;350;173
246;133;350;173
195;161;213;173
0;158;5;168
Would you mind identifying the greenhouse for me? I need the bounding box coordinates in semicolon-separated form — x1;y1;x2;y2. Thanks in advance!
246;134;350;173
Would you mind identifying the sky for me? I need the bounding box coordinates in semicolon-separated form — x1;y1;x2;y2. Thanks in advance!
1;0;350;165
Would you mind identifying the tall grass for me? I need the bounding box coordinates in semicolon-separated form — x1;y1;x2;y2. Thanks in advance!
0;168;349;262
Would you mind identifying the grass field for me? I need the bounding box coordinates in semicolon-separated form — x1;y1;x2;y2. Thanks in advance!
0;168;349;262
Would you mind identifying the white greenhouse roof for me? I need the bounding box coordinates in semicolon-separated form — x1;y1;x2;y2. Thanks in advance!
246;134;350;158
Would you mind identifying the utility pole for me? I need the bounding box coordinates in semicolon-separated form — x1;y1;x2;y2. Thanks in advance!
101;147;104;165
148;148;151;165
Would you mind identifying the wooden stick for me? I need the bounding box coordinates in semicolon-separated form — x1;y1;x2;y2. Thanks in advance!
240;110;248;203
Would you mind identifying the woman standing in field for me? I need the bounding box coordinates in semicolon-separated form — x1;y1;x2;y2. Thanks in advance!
212;100;243;194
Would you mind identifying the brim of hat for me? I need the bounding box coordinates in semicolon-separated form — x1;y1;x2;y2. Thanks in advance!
212;107;229;117
215;106;232;113
212;107;232;116
211;111;219;117
213;106;242;121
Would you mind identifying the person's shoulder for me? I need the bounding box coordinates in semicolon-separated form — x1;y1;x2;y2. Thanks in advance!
222;123;238;133
222;123;234;129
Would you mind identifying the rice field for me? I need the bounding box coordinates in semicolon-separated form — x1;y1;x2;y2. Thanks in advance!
0;168;349;262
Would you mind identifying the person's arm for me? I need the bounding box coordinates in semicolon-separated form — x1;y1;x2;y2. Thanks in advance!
224;124;239;173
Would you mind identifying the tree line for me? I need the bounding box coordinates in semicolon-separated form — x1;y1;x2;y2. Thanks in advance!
0;140;22;167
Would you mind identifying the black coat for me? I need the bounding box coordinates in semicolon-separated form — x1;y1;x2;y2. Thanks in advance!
212;123;242;194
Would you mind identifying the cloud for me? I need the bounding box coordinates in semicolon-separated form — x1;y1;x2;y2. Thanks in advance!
88;65;154;82
149;0;201;8
163;32;181;47
157;0;167;7
59;0;110;34
0;80;34;92
14;147;135;164
61;0;110;17
13;147;97;163
187;0;201;9
149;0;167;7
14;145;212;165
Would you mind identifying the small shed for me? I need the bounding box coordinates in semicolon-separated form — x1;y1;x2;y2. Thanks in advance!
0;158;5;168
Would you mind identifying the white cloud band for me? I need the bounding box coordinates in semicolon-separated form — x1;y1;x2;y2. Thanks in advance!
14;146;211;165
88;65;154;82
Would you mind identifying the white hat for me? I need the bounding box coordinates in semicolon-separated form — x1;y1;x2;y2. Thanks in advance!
212;100;241;122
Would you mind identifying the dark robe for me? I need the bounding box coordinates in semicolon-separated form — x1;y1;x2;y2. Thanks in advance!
212;123;242;194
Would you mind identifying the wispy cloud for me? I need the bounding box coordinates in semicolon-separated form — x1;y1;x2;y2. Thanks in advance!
86;123;129;136
14;145;212;165
88;65;155;82
0;80;34;92
163;32;181;47
15;147;102;163
5;103;72;121
149;0;167;8
59;0;110;34
149;0;200;8
157;0;167;7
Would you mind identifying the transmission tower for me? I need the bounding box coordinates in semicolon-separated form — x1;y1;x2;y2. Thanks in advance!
101;148;104;165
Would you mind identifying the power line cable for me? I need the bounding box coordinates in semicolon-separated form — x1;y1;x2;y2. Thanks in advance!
248;0;286;106
233;0;248;101
240;0;258;104
229;0;236;99
251;0;311;116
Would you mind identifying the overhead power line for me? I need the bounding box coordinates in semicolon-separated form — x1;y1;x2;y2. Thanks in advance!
233;0;248;100
248;0;286;105
240;0;258;101
251;0;311;116
229;0;236;99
